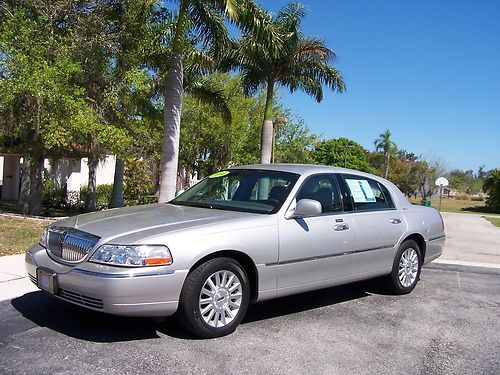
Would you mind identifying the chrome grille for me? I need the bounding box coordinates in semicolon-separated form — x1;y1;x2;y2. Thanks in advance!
46;227;100;264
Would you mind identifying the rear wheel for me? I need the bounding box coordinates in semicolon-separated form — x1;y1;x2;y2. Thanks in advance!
177;257;250;338
387;240;422;294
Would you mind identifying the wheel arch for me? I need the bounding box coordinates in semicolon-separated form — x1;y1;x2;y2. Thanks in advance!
188;250;259;303
401;233;426;260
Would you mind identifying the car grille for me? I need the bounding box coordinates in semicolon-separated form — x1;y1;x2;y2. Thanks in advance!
58;288;104;309
46;227;100;264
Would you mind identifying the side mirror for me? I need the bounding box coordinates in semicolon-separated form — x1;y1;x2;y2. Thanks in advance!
286;199;322;219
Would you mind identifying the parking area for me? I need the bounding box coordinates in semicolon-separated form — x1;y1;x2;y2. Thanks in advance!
0;262;498;374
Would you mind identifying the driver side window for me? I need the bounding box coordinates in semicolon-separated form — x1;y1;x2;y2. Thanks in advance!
296;175;342;213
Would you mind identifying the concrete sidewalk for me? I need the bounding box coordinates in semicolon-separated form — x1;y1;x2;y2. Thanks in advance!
0;254;37;302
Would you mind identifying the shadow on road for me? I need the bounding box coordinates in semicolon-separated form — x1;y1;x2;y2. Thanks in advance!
10;278;387;342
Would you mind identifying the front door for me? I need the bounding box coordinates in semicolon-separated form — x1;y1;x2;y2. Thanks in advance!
276;174;355;294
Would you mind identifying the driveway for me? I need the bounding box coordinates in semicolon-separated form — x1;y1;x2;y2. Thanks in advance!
440;212;500;265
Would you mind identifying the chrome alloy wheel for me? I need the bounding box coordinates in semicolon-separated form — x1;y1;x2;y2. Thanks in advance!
398;248;419;287
199;270;243;328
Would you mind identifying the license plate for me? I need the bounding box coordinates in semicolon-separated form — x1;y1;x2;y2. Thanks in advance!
36;267;58;294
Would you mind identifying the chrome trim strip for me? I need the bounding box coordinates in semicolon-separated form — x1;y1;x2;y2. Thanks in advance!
70;268;175;278
351;244;395;255
266;244;395;266
427;234;446;242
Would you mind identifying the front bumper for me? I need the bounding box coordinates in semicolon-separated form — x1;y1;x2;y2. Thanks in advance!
25;244;188;317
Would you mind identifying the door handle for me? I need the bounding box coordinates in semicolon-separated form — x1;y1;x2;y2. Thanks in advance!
333;223;349;231
390;218;402;224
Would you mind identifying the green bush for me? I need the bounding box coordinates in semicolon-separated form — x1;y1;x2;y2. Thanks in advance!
483;169;500;211
80;184;113;210
42;171;67;209
124;158;155;205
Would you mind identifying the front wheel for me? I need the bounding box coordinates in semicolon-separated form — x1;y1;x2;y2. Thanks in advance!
387;240;422;294
177;257;250;338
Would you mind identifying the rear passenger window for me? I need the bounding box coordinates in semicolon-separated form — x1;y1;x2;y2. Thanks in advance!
342;175;395;211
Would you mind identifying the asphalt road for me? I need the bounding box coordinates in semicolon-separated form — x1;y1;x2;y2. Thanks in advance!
0;263;498;375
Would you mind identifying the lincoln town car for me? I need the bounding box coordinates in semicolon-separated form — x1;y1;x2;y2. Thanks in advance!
26;164;445;338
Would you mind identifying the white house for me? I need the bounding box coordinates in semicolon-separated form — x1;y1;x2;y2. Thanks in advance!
0;154;116;201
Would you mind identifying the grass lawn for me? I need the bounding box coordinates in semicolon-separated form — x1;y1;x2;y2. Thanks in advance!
485;217;500;228
408;197;500;216
0;216;50;256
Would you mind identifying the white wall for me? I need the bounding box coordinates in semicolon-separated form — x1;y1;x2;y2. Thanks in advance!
45;155;116;191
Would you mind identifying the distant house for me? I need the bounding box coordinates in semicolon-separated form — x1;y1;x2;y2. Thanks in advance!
0;153;116;201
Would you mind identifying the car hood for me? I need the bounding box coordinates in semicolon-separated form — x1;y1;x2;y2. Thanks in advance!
53;203;254;244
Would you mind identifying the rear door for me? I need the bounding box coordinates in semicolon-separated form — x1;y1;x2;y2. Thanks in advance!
338;174;407;276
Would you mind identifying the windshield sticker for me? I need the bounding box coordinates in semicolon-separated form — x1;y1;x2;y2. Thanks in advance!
346;179;376;203
209;171;230;179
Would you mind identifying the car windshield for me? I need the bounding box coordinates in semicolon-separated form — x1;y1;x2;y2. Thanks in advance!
170;169;299;214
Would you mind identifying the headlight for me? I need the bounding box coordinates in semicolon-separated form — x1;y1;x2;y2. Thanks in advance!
89;245;173;267
39;228;48;248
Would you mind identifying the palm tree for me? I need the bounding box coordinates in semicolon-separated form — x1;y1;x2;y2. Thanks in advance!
155;0;278;202
233;2;346;164
374;129;397;179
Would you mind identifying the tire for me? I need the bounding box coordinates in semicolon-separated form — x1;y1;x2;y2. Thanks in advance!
387;240;422;295
177;257;250;338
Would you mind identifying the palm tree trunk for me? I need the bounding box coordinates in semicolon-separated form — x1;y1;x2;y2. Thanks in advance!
109;157;125;208
260;81;274;164
158;52;184;202
383;152;390;179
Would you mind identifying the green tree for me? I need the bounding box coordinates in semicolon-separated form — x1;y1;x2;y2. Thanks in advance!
314;138;371;172
234;2;345;165
374;129;397;179
483;169;500;211
0;1;97;214
274;114;318;164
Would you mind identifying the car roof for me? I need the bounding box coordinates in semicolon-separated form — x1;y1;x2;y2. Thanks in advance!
231;163;368;176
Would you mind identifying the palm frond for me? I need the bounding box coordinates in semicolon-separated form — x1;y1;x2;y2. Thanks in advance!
187;76;232;124
190;0;230;50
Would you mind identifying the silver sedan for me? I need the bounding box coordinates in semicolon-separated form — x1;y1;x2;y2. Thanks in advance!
26;164;445;338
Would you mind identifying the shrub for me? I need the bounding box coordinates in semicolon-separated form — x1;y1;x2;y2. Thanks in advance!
124;158;155;205
80;184;113;210
42;171;67;209
471;196;484;202
483;169;500;211
455;193;470;201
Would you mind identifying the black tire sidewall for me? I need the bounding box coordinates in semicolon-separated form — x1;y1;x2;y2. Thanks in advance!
179;257;250;338
390;240;422;294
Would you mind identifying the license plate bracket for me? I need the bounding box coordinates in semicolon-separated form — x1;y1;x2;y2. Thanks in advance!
36;267;58;294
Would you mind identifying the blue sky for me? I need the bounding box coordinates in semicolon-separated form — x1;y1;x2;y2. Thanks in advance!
259;0;500;172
